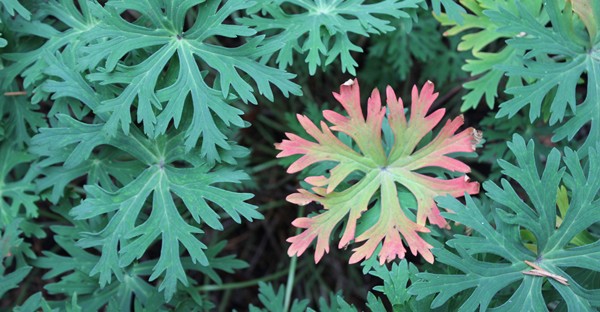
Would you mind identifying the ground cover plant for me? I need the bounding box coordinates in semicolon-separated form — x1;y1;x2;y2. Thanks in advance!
0;0;598;311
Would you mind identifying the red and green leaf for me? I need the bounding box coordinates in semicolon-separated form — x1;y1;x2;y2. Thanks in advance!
276;79;481;264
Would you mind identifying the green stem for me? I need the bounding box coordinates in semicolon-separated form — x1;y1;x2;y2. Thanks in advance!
218;289;232;312
249;159;281;174
196;268;289;292
283;255;297;312
468;166;486;182
284;206;304;312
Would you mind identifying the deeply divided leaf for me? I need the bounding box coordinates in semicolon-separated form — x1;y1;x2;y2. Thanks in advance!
241;0;423;75
276;79;481;264
409;135;600;310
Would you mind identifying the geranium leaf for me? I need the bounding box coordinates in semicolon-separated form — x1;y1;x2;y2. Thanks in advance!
82;0;301;160
241;0;422;75
276;79;481;264
491;0;600;154
409;135;600;310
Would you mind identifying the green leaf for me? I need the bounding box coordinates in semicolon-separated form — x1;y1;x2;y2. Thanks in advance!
366;260;435;312
431;0;467;24
249;282;309;312
34;221;246;309
435;0;544;110
0;218;37;273
0;0;30;20
0;82;46;145
370;261;415;308
81;0;300;159
14;292;57;312
0;265;31;297
409;135;600;311
31;111;259;302
1;0;98;91
366;12;467;84
491;0;600;154
0;141;38;233
27;29;261;299
241;0;422;75
68;140;260;300
309;292;358;312
34;224;166;310
0;220;37;306
0;0;30;48
477;111;555;181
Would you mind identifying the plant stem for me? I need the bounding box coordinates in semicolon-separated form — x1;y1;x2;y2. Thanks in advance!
196;269;289;292
249;159;281;174
283;206;304;312
283;255;297;312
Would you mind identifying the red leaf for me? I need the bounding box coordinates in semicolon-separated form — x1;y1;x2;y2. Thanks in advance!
276;79;481;264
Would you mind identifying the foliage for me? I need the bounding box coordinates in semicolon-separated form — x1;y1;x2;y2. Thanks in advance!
435;0;545;111
250;259;427;311
365;12;467;84
492;0;600;154
477;112;556;181
241;0;423;75
249;282;309;312
410;135;600;310
0;219;32;298
0;0;30;47
441;0;599;153
276;79;480;264
0;0;597;310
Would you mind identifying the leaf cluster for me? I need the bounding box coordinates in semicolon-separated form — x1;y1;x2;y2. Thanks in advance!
1;0;416;309
1;0;598;310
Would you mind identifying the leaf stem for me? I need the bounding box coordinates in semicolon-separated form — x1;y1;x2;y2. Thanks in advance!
196;268;289;292
284;206;304;312
4;91;27;96
283;256;297;312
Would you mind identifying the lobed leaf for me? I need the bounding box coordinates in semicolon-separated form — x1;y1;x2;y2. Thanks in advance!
0;141;38;235
435;0;545;111
241;0;422;75
409;135;600;310
32;221;245;309
431;0;466;24
1;0;98;92
491;0;600;155
0;0;30;47
365;12;467;84
249;282;310;312
276;79;481;264
81;0;301;160
63;131;261;300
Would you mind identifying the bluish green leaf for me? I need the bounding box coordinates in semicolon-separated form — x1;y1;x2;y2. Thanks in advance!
242;0;422;75
409;135;600;311
81;0;300;159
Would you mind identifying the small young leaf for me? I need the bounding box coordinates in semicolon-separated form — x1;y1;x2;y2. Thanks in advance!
249;282;309;312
